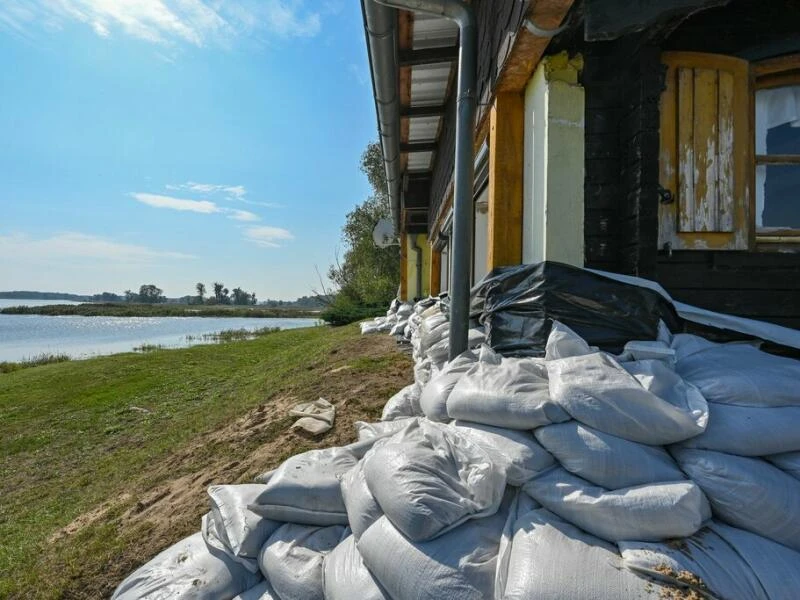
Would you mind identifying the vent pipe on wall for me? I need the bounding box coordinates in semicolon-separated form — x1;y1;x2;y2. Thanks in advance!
370;0;476;359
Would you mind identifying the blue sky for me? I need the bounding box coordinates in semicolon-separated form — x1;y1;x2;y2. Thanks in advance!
0;0;377;300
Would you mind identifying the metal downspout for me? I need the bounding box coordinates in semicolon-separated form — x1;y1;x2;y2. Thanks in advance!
371;0;476;359
361;0;402;232
411;236;423;299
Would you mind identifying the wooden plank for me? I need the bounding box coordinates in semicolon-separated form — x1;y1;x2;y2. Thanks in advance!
677;66;696;232
429;250;441;296
692;68;719;232
399;47;458;67
755;154;800;165
753;53;800;77
717;70;735;231
487;92;524;270
400;104;447;118
400;141;438;153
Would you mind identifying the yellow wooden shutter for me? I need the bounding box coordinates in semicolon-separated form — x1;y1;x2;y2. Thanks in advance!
658;52;752;250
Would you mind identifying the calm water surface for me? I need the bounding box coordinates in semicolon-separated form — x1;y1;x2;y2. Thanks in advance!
0;300;319;362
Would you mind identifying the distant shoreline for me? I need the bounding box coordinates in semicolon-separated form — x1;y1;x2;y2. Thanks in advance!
0;302;321;319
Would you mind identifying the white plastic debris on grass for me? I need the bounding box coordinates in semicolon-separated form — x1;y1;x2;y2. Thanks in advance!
289;398;335;435
113;293;800;600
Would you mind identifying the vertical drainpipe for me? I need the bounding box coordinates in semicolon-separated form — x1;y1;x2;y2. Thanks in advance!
411;235;423;299
371;0;476;359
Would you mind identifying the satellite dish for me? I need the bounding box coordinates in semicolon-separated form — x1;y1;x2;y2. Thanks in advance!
372;218;398;248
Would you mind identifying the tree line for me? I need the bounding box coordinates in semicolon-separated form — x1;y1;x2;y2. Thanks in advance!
193;282;257;306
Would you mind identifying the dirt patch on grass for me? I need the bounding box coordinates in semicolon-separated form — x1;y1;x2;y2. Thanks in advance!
50;333;411;599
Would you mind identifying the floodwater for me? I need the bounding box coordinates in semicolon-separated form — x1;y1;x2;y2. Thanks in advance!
0;300;319;362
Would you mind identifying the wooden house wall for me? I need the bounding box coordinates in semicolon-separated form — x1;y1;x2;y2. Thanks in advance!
581;1;800;329
428;0;527;228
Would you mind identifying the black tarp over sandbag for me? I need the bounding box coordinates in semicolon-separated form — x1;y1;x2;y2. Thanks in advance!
470;262;679;356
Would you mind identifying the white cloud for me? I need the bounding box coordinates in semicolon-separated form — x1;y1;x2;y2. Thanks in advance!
0;0;322;46
131;192;220;214
166;181;246;198
244;226;294;248
227;209;260;222
0;232;194;263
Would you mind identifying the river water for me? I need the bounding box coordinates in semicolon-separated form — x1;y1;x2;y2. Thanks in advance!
0;300;320;362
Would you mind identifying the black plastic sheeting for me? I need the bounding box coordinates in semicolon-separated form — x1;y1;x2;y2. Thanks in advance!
471;262;681;357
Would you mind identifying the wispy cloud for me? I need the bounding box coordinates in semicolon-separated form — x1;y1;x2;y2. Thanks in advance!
165;181;281;208
228;209;260;222
131;192;219;214
348;63;368;87
0;232;194;262
0;0;323;46
244;226;294;248
131;191;263;222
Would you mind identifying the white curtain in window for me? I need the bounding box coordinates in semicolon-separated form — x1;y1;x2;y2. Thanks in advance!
755;85;800;227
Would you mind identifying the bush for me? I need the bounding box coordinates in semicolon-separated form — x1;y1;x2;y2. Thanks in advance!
320;295;385;327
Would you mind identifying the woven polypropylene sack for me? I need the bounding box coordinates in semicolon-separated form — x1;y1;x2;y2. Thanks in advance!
322;535;389;600
523;468;709;542
498;508;671;600
535;422;685;489
258;523;346;600
111;532;262;600
207;484;281;559
452;421;555;486
248;447;357;526
673;448;800;551
547;352;708;445
363;420;506;542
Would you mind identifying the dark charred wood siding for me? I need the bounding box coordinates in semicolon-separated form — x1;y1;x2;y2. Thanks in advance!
581;0;800;329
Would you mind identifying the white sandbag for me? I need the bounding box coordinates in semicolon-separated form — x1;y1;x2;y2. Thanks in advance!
360;318;389;335
363;420;506;542
535;422;685;489
494;490;540;599
202;513;259;573
452;420;555;486
396;303;413;318
258;523;346;600
419;350;477;421
289;398;335;425
673;448;800;551
679;402;800;456
499;509;668;600
419;315;449;351
447;346;567;430
670;332;718;361
620;520;800;600
390;320;407;336
619;526;768;600
248;446;357;525
340;458;383;540
544;321;596;360
231;579;279;600
207;485;281;560
676;342;800;407
547;352;708;444
111;532;262;600
322;535;389;600
426;327;484;364
357;497;510;600
380;383;421;421
766;451;800;480
291;417;332;435
413;357;433;387
355;417;417;441
708;521;800;599
523;467;710;542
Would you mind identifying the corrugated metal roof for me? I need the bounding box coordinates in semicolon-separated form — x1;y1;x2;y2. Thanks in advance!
409;62;452;106
412;13;458;49
407;150;433;172
408;115;441;142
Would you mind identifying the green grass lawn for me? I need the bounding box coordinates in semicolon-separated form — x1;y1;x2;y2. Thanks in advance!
0;324;411;599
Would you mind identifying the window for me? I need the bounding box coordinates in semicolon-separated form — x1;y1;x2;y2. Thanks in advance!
658;52;751;251
754;56;800;241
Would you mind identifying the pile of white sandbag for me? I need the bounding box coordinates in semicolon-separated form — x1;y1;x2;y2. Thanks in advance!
113;294;800;600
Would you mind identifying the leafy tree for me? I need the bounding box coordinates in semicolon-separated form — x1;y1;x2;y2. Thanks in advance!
222;287;230;305
138;284;165;304
213;282;224;304
124;289;136;303
231;287;251;305
195;282;206;304
250;292;257;305
327;140;400;307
